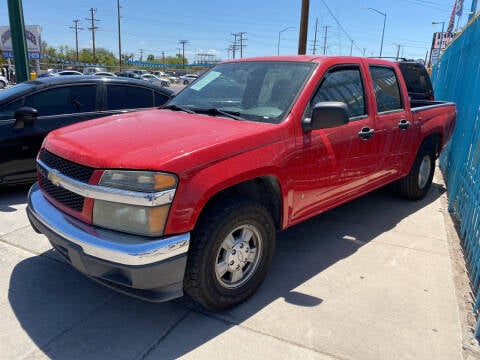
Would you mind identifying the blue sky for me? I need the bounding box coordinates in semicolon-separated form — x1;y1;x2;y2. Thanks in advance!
0;0;469;63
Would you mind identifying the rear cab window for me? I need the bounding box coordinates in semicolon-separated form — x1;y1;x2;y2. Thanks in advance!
369;66;403;113
398;62;433;100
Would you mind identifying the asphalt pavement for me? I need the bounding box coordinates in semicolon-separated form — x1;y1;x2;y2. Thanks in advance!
0;169;470;359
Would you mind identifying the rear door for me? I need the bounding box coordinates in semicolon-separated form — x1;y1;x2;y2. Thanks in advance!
100;84;171;116
368;65;416;180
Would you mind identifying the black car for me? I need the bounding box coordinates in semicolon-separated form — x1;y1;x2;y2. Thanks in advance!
0;75;173;186
397;60;434;101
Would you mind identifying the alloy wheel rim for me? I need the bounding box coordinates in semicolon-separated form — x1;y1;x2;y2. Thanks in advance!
215;224;262;289
418;155;432;189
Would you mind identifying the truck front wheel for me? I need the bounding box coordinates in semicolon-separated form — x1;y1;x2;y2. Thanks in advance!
398;144;435;200
184;199;276;310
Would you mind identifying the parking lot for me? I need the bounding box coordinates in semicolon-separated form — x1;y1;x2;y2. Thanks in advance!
0;169;467;360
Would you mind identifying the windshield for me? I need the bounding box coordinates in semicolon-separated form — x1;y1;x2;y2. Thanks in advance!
168;61;315;123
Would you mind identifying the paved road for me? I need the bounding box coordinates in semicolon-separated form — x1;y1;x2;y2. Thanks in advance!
0;170;464;359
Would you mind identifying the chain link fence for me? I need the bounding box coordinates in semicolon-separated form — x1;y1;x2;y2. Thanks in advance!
433;14;480;336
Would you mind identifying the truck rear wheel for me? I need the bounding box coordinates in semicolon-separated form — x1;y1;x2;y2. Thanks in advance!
184;199;275;310
398;144;435;200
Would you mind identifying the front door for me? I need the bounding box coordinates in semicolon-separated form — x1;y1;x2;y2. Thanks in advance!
290;64;381;223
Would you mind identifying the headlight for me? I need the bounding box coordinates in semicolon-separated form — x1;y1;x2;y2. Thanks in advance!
93;170;177;236
99;170;177;192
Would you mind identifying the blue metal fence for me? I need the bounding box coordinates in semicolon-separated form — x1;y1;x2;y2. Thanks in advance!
434;15;480;336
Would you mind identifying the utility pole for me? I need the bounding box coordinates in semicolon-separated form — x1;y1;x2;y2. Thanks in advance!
70;19;83;62
350;40;354;56
396;44;401;60
117;0;122;71
162;51;165;71
311;18;318;54
138;49;144;62
86;8;99;64
231;33;239;59
298;0;309;54
179;40;188;68
238;32;247;58
322;26;331;55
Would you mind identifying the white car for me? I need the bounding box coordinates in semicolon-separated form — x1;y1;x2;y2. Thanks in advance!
0;75;8;89
179;74;199;85
93;71;117;77
83;66;107;75
141;74;170;87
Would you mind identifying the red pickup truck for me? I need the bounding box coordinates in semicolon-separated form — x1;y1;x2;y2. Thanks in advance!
27;56;456;310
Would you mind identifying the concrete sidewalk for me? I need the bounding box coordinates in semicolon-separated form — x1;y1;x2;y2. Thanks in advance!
0;169;468;359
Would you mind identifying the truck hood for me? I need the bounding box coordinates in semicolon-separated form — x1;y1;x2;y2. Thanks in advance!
44;109;287;174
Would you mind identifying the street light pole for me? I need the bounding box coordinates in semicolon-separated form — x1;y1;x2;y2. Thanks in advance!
277;27;294;56
366;7;386;57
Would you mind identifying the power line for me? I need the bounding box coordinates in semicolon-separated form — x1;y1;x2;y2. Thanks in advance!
319;0;363;54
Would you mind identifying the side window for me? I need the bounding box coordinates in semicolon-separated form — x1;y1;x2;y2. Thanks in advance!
306;67;366;120
0;99;23;120
154;91;170;106
106;85;154;110
369;66;403;112
24;85;96;116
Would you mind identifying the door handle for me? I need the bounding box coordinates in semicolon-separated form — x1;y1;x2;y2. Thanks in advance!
398;119;411;130
358;127;375;140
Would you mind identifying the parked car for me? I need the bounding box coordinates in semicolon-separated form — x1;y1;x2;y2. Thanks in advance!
93;71;117;77
56;70;83;76
0;75;173;186
128;69;149;77
38;69;59;77
179;74;199;85
116;71;142;79
141;73;170;87
83;67;107;75
0;75;8;89
26;56;455;310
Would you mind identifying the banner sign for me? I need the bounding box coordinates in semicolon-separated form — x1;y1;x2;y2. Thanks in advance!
1;51;40;59
0;25;42;52
126;59;215;67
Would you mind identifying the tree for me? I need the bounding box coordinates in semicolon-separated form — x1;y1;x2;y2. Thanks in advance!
147;54;155;61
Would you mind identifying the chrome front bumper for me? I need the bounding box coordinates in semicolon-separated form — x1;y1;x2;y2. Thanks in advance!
27;182;190;301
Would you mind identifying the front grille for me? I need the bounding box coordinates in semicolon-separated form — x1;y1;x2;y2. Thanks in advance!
40;150;94;182
40;175;85;211
39;150;95;213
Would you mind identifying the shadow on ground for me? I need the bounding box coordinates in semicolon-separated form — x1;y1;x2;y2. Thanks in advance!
0;184;31;212
8;183;445;359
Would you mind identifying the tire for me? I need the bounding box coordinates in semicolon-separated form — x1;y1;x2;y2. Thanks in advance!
0;81;5;89
183;80;189;85
398;144;436;200
184;199;276;310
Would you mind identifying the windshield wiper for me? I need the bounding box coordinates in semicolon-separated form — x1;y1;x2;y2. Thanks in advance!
163;104;195;114
192;108;244;120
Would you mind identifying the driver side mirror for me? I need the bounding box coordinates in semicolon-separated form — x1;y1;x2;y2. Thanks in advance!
13;106;38;129
302;101;349;131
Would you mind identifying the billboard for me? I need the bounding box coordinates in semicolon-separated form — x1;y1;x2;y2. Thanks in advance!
0;25;42;58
